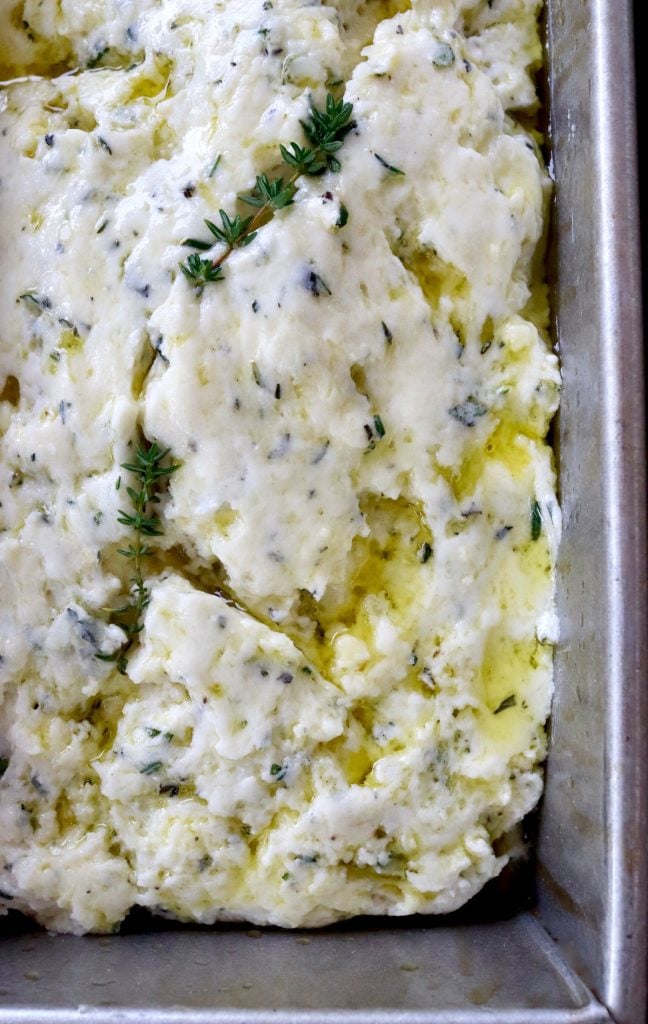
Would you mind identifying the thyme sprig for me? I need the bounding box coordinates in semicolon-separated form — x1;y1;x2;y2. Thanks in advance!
98;443;179;674
180;93;354;292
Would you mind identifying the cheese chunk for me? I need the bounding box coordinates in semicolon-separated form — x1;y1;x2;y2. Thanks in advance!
0;0;559;934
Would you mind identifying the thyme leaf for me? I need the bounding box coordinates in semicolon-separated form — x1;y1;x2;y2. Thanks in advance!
280;141;327;176
205;210;256;246
179;254;225;293
240;173;294;210
299;93;355;173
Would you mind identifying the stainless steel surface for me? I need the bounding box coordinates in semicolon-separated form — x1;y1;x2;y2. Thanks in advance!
1;1;645;1023
538;1;647;1022
0;917;610;1023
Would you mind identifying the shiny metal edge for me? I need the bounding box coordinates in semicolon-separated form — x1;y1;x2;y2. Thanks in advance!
1;0;646;1022
539;0;647;1022
596;0;648;1011
0;1011;616;1024
0;1008;616;1024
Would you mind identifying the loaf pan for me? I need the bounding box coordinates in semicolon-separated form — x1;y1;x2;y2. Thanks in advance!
0;0;645;1021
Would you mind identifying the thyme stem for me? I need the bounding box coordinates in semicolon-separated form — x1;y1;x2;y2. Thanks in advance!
209;166;302;273
98;442;179;674
180;92;354;291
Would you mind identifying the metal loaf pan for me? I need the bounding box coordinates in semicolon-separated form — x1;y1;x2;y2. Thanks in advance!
0;0;646;1021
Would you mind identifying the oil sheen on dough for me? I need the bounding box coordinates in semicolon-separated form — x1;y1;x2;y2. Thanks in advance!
0;0;560;933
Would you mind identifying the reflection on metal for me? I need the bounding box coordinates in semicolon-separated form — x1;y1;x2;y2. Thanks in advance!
539;1;647;1023
0;1;645;1022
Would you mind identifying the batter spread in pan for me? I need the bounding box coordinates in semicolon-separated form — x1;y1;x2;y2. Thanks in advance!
0;0;559;933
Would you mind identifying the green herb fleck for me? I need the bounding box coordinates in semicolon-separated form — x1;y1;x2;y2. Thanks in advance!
373;414;386;438
493;694;517;715
159;783;180;796
208;154;222;178
87;47;109;69
531;500;542;541
374;153;405;176
140;761;163;775
418;542;433;564
335;203;349;228
448;399;488;427
305;270;331;297
19;292;49;313
0;757;8;778
433;43;455;68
